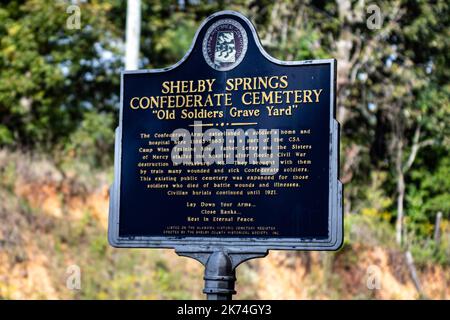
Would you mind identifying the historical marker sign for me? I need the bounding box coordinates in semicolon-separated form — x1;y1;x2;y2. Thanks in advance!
109;11;342;251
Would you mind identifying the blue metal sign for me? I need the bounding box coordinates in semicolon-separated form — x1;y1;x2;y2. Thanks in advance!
109;11;342;251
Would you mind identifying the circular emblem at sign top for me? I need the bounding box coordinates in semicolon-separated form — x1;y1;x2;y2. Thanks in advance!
202;19;248;71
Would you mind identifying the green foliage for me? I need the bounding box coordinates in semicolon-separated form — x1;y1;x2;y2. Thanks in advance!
344;214;396;248
90;234;108;258
0;159;16;192
0;1;120;150
151;13;199;65
0;125;13;145
355;171;393;220
407;156;450;236
410;238;449;267
0;0;448;285
64;111;115;168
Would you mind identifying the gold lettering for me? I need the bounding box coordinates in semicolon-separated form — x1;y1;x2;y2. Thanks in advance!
205;79;215;92
243;77;252;90
225;78;235;91
161;81;170;94
279;75;288;89
139;96;150;109
241;92;252;105
313;89;323;102
303;90;312;103
130;97;139;109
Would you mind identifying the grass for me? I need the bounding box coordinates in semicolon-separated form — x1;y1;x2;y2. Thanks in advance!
0;150;448;299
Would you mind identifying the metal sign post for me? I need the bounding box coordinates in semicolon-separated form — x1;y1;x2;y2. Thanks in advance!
176;250;267;300
109;10;342;300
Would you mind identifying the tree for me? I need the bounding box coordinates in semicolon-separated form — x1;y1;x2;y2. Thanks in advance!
0;1;122;149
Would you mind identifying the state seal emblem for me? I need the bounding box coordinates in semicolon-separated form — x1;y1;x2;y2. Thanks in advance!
202;19;248;71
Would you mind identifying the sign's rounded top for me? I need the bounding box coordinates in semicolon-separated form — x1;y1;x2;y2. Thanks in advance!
123;10;334;75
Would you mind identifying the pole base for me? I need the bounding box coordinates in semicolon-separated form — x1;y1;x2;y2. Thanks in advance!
176;249;267;300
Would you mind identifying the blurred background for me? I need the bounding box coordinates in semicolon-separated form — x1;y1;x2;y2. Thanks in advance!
0;0;448;299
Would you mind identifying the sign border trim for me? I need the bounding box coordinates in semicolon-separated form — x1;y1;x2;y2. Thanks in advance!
108;10;343;251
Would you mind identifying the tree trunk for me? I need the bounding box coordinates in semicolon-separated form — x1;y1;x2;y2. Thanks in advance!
405;250;424;297
434;211;442;245
395;139;404;245
396;172;405;245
